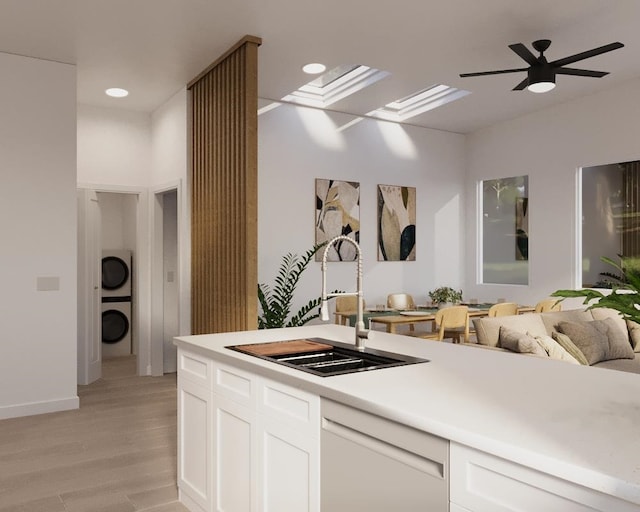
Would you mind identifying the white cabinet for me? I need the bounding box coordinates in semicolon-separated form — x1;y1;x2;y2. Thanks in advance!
450;443;638;512
177;349;320;512
213;394;255;511
260;415;319;511
258;378;320;512
178;352;214;512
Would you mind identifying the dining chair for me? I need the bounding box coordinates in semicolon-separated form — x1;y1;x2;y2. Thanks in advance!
334;296;364;325
412;305;469;343
487;302;519;317
387;293;419;332
534;298;562;313
386;293;416;310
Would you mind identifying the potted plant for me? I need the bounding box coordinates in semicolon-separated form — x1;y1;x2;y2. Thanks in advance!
428;286;463;308
552;255;640;324
257;242;340;328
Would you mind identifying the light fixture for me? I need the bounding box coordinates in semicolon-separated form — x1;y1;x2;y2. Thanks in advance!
302;63;326;74
526;66;555;93
105;87;129;98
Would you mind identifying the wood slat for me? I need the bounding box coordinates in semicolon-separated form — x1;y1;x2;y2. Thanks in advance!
190;36;260;334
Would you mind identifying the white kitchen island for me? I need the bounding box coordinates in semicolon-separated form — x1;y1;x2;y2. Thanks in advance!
174;324;640;512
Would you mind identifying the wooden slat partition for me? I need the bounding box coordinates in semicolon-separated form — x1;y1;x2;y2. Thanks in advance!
189;35;261;334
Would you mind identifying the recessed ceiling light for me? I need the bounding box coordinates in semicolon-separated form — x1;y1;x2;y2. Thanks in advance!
105;88;129;98
302;63;326;74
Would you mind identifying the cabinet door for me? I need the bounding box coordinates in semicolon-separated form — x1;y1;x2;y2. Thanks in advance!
260;415;320;512
213;394;256;512
178;378;213;511
450;443;638;512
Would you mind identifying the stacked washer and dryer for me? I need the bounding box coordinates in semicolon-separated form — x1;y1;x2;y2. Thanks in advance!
101;250;133;359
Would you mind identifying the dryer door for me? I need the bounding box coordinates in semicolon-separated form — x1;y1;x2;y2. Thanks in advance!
102;256;130;291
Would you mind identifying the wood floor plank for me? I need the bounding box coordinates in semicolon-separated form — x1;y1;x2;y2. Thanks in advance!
0;357;187;511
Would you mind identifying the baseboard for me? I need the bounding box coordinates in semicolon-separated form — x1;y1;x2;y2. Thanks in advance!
0;395;79;420
179;490;208;512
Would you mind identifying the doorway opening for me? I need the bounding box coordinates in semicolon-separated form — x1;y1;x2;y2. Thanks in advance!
161;189;179;373
98;192;138;364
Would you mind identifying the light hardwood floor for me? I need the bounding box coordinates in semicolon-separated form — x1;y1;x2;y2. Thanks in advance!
0;357;188;512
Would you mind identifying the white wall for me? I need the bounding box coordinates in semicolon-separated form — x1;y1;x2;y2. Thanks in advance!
465;77;640;306
151;88;188;187
258;102;467;320
77;104;151;187
150;88;190;373
0;53;78;418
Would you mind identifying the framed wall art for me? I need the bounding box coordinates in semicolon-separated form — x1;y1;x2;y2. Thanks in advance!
315;179;360;261
377;184;416;261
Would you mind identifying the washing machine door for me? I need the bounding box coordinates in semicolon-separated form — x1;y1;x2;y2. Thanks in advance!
102;256;130;291
102;309;130;343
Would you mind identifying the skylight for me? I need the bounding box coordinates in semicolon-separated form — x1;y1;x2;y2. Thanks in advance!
282;64;390;108
368;84;470;122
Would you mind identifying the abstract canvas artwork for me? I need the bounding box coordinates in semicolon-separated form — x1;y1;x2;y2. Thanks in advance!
377;184;416;261
315;179;360;261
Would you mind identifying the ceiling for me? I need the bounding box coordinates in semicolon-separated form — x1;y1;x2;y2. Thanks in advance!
2;0;639;133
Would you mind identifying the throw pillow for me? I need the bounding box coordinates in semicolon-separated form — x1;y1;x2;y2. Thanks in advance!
499;326;548;357
626;320;640;353
528;332;580;365
557;320;608;364
599;317;635;360
551;331;589;365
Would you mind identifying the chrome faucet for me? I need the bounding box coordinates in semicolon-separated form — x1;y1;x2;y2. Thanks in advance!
319;235;369;351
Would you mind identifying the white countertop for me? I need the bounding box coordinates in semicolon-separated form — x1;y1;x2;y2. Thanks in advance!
175;324;640;505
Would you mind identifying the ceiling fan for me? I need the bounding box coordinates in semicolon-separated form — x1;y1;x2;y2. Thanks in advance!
460;39;624;93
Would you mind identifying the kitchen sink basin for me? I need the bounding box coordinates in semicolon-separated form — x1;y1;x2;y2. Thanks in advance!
227;338;429;377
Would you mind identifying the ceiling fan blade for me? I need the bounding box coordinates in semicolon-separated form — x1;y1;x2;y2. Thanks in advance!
509;43;539;66
512;77;529;91
460;67;528;77
550;42;624;68
556;68;609;78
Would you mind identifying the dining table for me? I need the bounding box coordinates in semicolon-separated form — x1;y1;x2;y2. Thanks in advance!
334;302;534;338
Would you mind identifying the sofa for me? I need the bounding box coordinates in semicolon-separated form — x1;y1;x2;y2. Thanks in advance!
471;307;640;374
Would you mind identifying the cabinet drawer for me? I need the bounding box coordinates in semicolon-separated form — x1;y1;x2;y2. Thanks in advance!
178;350;212;388
450;443;637;512
213;361;256;407
259;378;320;437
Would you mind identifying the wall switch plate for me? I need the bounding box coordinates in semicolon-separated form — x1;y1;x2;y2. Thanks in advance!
37;276;60;291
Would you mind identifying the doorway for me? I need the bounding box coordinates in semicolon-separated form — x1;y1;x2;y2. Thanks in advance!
78;188;142;385
161;189;179;373
97;192;138;360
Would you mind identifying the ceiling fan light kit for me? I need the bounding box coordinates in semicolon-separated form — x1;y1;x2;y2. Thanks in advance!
460;39;624;93
527;66;555;93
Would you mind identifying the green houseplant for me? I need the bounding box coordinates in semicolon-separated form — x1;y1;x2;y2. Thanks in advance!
552;255;640;324
428;286;463;306
258;243;336;329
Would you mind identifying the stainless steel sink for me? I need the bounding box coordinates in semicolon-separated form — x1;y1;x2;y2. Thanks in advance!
227;338;429;377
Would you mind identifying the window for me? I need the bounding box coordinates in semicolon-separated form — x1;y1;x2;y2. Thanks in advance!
581;161;640;287
481;176;529;285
